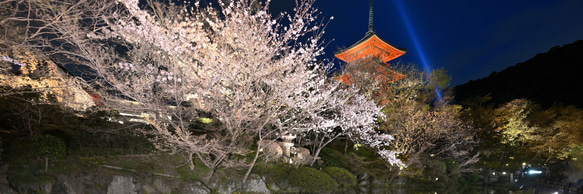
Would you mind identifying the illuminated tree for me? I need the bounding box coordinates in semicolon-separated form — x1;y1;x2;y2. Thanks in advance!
464;97;583;164
494;99;540;146
376;66;479;182
1;0;401;183
529;104;583;160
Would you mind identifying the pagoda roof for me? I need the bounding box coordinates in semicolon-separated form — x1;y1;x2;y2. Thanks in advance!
335;32;406;63
334;57;405;86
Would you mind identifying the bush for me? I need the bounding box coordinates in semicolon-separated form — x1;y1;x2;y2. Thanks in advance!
79;156;106;168
288;167;338;192
33;134;66;160
323;167;356;189
32;134;66;172
252;163;291;184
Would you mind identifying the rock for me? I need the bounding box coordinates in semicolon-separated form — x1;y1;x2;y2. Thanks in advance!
153;178;173;193
7;175;54;194
258;140;283;162
290;147;314;165
141;184;157;194
372;177;385;185
0;51;96;111
216;182;237;194
397;176;406;185
106;176;140;194
52;174;85;194
243;174;270;193
358;173;370;186
0;164;9;184
0;183;17;194
267;182;280;191
78;171;109;194
181;181;210;194
275;180;290;190
359;186;368;193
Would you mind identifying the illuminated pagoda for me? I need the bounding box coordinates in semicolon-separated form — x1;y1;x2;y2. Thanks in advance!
335;0;406;102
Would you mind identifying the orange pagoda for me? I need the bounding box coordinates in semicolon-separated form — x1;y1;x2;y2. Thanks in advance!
335;0;406;103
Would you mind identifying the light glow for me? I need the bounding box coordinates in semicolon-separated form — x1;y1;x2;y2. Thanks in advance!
394;0;443;102
528;170;542;174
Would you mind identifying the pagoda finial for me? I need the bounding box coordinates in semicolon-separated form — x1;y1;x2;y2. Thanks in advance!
368;0;373;34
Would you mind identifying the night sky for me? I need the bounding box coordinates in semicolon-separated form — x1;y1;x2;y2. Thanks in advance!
270;0;583;86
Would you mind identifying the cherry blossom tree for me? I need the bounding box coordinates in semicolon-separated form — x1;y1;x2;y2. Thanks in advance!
2;0;403;182
290;81;403;167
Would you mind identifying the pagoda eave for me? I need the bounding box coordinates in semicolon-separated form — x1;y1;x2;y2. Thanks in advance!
335;33;406;63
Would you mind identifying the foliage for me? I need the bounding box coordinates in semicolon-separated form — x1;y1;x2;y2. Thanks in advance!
429;67;452;90
322;167;356;189
32;134;66;161
530;104;583;159
314;144;395;181
79;156;106;168
566;144;583;181
494;99;540;146
252;163;292;184
176;160;210;181
288;167;338;192
463;96;583;163
376;66;479;181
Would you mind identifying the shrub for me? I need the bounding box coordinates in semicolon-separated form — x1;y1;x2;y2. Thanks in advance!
79;156;106;168
323;167;356;189
288;167;338;192
252;163;291;184
32;134;66;172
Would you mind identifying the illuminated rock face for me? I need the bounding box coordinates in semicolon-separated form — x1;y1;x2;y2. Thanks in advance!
1;50;95;111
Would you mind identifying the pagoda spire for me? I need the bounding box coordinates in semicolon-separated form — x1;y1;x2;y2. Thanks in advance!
334;0;406;64
368;0;374;34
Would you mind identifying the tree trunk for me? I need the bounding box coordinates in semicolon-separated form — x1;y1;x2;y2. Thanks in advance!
205;167;215;183
44;157;48;173
387;172;398;184
243;145;262;183
309;134;342;166
309;147;323;166
188;152;195;170
344;137;349;155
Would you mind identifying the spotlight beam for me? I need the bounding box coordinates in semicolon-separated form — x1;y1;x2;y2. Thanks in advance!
393;0;443;101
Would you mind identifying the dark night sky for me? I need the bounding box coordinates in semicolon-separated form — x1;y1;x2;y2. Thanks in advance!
271;0;583;86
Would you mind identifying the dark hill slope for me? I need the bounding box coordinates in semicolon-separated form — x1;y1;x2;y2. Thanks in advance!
454;40;583;108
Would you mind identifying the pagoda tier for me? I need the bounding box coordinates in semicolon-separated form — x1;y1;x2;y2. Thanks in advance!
334;57;405;87
334;32;406;63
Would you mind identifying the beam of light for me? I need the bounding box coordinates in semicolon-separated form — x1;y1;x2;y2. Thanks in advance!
393;0;443;102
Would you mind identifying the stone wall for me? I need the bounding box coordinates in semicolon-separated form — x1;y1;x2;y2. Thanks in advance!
1;165;274;194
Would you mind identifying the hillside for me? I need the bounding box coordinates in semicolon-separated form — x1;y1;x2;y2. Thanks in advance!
454;40;583;108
